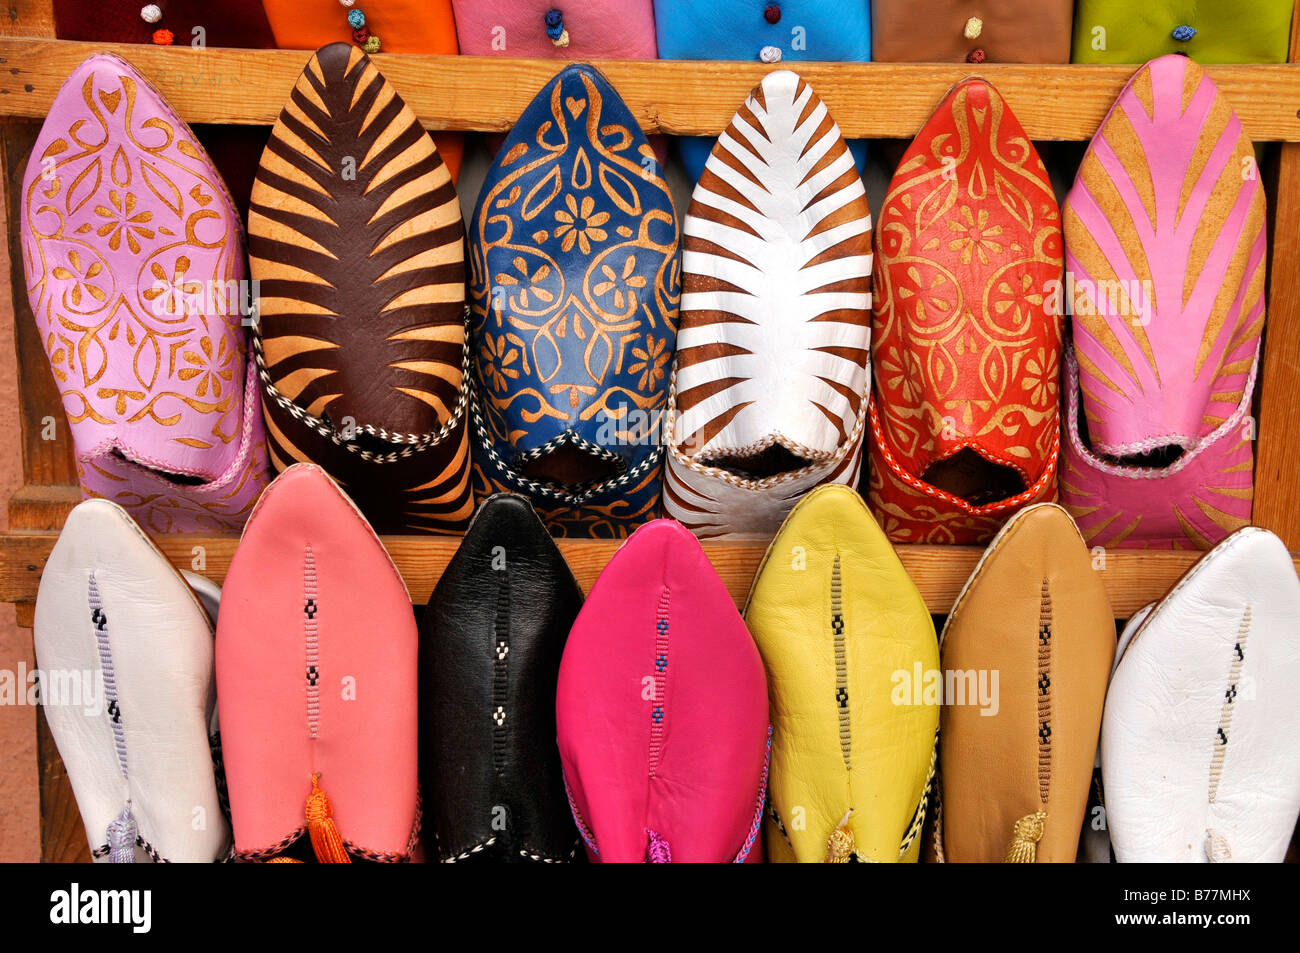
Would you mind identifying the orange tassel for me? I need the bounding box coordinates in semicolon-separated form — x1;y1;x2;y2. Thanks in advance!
306;773;352;863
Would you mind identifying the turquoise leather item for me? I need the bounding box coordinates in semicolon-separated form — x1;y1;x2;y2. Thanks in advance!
654;0;871;180
1072;1;1294;64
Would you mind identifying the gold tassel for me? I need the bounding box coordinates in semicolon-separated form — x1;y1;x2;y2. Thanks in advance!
1005;812;1047;863
825;811;854;863
306;773;352;864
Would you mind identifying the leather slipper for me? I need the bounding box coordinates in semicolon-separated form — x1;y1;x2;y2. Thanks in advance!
745;483;939;862
663;71;872;539
421;493;583;862
35;499;229;862
556;519;770;861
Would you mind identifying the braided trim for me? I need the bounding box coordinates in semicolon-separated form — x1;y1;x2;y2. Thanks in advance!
767;803;794;850
662;365;869;491
562;771;599;857
733;725;773;862
1062;342;1259;480
469;380;663;505
518;841;580;864
900;728;939;858
869;390;1059;514
233;827;306;862
441;837;498;863
253;307;471;464
92;834;169;863
931;770;947;864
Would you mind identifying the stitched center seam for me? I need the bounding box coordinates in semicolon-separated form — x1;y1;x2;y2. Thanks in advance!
1209;607;1250;804
1037;578;1052;804
649;588;670;779
90;572;128;780
492;576;510;773
304;546;320;739
832;555;850;771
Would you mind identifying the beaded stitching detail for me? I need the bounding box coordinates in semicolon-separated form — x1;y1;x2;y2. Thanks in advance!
304;547;320;739
1210;609;1250;798
831;556;850;771
1037;579;1052;804
492;577;510;772
649;589;670;778
90;574;127;778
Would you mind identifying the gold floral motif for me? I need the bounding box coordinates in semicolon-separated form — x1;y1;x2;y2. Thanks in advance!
628;334;668;391
593;254;646;311
553;194;610;254
93;188;154;254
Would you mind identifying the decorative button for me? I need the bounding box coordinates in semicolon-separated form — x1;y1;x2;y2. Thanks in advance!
140;4;162;24
1172;25;1197;42
963;16;983;39
764;4;781;24
966;47;986;64
759;44;782;63
546;8;570;47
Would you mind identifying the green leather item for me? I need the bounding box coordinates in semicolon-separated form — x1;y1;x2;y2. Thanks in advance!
1073;1;1294;64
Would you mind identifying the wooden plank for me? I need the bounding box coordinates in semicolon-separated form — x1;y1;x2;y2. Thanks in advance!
1;526;1287;617
4;1;55;38
36;702;89;863
1252;3;1300;548
6;483;78;532
2;119;76;489
4;39;1300;141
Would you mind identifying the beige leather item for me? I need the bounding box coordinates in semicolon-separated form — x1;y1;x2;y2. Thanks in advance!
937;503;1115;862
872;1;1074;63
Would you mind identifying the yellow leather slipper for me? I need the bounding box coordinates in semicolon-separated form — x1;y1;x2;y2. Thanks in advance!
936;503;1114;862
744;483;939;862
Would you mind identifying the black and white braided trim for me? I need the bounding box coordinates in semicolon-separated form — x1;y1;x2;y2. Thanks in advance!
468;381;663;505
253;308;472;465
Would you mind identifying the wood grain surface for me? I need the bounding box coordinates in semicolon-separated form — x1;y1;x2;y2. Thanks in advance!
3;40;1300;140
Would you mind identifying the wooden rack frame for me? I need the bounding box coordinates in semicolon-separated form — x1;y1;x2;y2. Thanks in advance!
4;4;1300;861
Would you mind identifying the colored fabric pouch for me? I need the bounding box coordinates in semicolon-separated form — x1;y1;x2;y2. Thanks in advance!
556;519;770;862
1101;527;1300;863
1072;1;1294;65
53;0;275;46
421;493;583;863
744;483;938;863
935;503;1115;863
248;43;474;535
1060;55;1265;549
654;0;870;181
453;1;658;58
35;498;229;863
21;53;270;534
216;463;419;862
663;71;872;540
867;78;1064;545
453;1;664;167
260;1;464;181
52;1;276;215
468;64;681;538
872;0;1073;62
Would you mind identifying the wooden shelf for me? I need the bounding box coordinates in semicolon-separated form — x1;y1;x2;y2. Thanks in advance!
4;509;1294;621
5;39;1300;140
